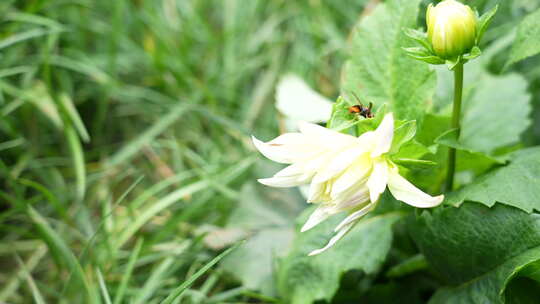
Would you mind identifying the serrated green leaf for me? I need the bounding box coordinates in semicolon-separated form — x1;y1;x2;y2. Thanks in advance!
410;202;540;303
507;7;540;66
435;129;506;164
341;0;436;122
447;147;540;213
460;73;531;154
434;129;505;185
434;71;532;155
277;210;405;304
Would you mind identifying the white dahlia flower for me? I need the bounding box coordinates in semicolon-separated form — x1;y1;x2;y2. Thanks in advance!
252;113;444;255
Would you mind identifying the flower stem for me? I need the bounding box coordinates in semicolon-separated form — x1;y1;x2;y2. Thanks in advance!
446;62;464;191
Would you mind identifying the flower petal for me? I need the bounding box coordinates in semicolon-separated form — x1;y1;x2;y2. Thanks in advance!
366;159;389;203
331;155;371;198
371;113;394;157
301;205;335;232
252;134;314;164
274;163;304;178
312;146;367;184
308;221;355;256
331;186;370;212
258;175;305;188
307;182;327;203
333;202;375;232
298;121;355;148
387;168;444;208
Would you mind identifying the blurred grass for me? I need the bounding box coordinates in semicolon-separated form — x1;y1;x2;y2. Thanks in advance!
0;0;366;303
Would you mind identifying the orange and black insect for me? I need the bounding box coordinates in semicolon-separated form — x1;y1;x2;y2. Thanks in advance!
348;93;374;119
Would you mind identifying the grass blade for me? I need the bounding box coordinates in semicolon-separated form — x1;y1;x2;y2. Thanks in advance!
113;238;144;304
134;257;175;304
64;123;86;201
97;268;112;304
59;93;90;142
27;207;97;304
107;103;191;167
159;242;243;304
116;179;209;248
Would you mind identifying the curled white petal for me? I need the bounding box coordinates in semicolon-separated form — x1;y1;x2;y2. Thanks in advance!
387;169;444;208
371;113;394;157
366;159;389;203
308;221;355;256
334;202;375;232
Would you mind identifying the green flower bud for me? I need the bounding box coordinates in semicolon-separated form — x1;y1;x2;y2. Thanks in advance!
427;0;477;59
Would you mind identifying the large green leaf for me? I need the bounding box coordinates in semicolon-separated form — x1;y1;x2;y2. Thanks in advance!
447;147;540;213
410;202;540;303
433;70;531;155
508;8;540;66
221;166;305;295
341;0;436;122
277;209;405;304
460;73;531;154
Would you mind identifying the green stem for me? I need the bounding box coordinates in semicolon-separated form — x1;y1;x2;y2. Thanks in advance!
445;62;464;191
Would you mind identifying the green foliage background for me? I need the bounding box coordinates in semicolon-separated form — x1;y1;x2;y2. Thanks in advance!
1;0;540;303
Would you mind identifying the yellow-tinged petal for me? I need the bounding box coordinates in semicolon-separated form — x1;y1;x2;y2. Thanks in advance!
371;113;394;157
331;156;372;197
366;159;389;203
312;146;367;184
387;167;444;208
307;181;328;203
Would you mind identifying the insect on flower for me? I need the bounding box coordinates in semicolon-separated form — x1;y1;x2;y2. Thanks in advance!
348;93;373;119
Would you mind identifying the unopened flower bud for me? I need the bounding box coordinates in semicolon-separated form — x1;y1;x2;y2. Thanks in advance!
427;0;477;59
